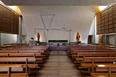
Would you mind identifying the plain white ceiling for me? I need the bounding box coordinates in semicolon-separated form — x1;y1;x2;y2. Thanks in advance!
1;0;116;6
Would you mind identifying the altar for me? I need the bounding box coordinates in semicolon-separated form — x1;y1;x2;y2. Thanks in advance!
48;40;68;46
29;41;37;46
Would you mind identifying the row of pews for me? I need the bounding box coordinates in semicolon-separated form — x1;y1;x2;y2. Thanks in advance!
0;43;27;50
0;45;50;77
90;43;116;50
67;45;116;77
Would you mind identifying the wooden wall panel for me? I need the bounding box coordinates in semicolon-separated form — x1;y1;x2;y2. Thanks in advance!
96;4;116;34
0;4;19;34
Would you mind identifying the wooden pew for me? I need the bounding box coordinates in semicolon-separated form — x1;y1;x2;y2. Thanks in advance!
0;56;43;65
76;57;116;74
79;63;116;74
0;53;46;62
0;53;8;57
75;57;116;64
68;50;116;59
9;53;44;64
80;63;116;68
0;50;18;53
0;64;23;72
0;65;28;77
18;50;48;57
0;56;41;76
0;64;39;70
91;66;116;77
70;50;116;55
71;52;116;60
0;45;49;77
90;73;116;77
67;45;116;77
0;57;36;63
0;57;40;73
83;57;116;63
9;53;44;58
18;50;43;53
19;49;48;58
0;49;47;58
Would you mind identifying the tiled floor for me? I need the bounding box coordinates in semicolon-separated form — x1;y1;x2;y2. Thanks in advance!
36;51;82;77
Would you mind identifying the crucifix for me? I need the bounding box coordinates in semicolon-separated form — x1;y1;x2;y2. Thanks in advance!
34;14;55;42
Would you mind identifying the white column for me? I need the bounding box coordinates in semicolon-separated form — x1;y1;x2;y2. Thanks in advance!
17;16;23;43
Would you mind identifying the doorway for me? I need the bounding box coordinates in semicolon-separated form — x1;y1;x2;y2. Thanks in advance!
88;35;93;44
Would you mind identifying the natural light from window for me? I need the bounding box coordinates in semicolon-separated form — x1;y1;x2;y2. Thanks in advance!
8;6;22;15
0;0;5;5
99;6;108;11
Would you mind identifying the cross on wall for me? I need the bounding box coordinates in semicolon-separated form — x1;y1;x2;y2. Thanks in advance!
34;14;72;42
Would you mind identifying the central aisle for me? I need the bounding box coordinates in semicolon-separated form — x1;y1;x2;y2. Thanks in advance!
37;51;82;77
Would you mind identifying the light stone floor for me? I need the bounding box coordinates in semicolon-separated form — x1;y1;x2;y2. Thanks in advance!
36;51;82;77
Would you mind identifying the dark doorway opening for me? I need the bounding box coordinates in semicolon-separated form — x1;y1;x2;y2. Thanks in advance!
88;35;93;44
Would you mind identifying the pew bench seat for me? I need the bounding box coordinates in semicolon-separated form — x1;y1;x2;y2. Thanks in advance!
0;64;39;69
23;64;39;68
0;73;28;77
91;73;116;77
80;63;116;68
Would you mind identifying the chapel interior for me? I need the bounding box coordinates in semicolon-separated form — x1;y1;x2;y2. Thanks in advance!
0;0;116;77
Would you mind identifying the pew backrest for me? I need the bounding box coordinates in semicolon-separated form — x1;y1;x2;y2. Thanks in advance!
0;67;23;72
84;57;116;63
0;57;36;62
96;67;116;72
9;53;41;57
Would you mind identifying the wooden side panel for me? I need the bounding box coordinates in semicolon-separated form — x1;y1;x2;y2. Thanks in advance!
96;4;116;34
0;4;19;34
99;35;103;43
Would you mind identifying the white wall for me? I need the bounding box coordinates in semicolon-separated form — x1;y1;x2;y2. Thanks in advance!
94;17;99;43
0;33;17;46
89;17;99;43
35;30;70;42
89;18;95;43
89;19;95;35
19;6;97;43
109;35;115;45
